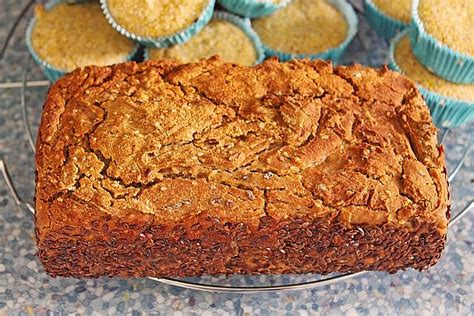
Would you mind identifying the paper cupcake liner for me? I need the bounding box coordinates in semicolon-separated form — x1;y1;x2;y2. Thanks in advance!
100;0;215;48
261;0;358;63
144;11;265;65
26;0;139;82
363;0;409;40
409;0;474;84
218;0;291;18
389;31;474;128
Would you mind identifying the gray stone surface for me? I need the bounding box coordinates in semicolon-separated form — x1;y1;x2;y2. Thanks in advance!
0;0;472;315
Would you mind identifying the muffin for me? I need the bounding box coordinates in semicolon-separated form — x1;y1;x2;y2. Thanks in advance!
27;3;137;80
252;0;357;61
364;0;411;39
218;0;291;18
100;0;215;47
372;0;411;23
418;0;473;56
409;0;474;83
146;12;264;66
391;33;474;127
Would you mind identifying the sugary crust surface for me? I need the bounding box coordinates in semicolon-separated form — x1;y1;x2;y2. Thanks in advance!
35;58;449;277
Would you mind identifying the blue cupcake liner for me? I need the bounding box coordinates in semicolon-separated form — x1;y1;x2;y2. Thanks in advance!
260;0;358;63
409;0;474;84
218;0;291;18
26;0;139;82
144;11;265;65
363;0;409;40
389;31;474;128
100;0;216;48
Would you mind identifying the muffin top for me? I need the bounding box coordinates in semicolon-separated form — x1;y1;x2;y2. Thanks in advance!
372;0;412;23
252;0;347;55
31;4;135;71
148;19;258;66
395;36;474;101
107;0;208;38
419;0;474;55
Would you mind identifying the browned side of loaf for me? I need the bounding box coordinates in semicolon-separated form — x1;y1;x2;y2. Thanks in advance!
35;58;449;278
39;208;446;277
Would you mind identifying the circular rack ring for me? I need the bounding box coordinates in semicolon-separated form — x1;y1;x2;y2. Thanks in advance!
1;154;472;293
0;0;473;294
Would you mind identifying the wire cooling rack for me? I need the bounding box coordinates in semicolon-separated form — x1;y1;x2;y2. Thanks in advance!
0;0;473;293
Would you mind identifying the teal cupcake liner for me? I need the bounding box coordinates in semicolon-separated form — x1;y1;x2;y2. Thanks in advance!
218;0;291;18
389;31;474;128
25;0;139;82
363;0;409;40
409;0;474;84
260;0;358;63
100;0;216;48
144;11;265;65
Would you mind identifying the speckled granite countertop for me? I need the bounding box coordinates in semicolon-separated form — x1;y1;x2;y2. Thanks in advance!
0;1;473;315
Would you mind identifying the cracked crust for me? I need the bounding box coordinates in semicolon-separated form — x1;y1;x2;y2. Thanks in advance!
35;57;449;277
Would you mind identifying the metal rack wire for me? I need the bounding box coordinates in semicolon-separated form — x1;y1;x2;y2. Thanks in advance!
0;0;473;293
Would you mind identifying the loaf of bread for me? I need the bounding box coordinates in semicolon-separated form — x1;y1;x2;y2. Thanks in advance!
35;58;449;278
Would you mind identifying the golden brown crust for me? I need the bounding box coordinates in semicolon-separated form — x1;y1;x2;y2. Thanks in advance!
35;58;449;277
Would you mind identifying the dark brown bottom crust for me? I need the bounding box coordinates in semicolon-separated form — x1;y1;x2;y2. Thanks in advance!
37;214;446;278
